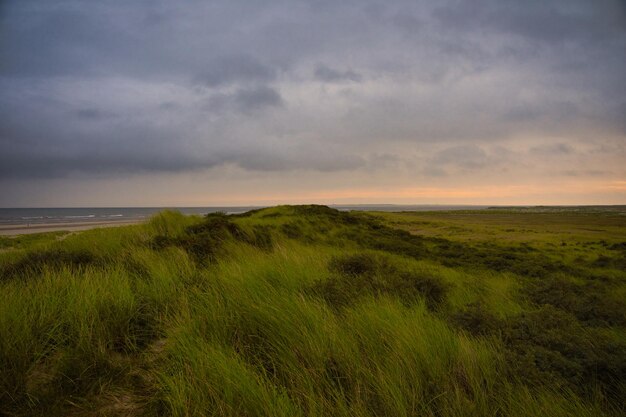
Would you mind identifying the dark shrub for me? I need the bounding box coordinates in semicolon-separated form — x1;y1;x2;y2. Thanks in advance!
397;272;448;309
151;215;240;263
176;234;221;264
149;235;176;250
341;226;427;259
187;212;241;236
451;302;502;336
312;253;448;310
310;274;354;310
280;222;303;239
501;306;626;400
152;215;274;263
434;242;567;278
0;249;96;281
524;275;626;326
450;303;626;401
328;253;380;276
291;205;368;228
592;254;626;270
239;225;274;251
293;205;343;218
609;241;626;251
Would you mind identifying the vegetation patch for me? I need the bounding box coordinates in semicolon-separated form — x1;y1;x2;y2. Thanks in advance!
524;275;626;326
1;205;625;416
0;248;97;282
151;212;274;263
312;252;448;310
452;303;626;402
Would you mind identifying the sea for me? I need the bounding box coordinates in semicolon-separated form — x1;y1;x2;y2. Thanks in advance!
0;205;489;226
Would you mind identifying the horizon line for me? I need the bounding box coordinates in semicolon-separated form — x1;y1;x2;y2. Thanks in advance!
2;203;626;210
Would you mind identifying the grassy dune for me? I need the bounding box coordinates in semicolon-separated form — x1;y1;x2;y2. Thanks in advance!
0;206;624;416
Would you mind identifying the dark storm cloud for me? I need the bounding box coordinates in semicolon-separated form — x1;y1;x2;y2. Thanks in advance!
433;0;625;43
233;86;284;112
0;0;624;180
233;148;365;172
74;109;118;121
194;55;277;87
314;65;362;83
0;113;214;178
0;151;216;179
204;86;284;114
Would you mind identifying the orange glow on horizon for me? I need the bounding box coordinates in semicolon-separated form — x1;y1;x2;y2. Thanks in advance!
185;179;626;206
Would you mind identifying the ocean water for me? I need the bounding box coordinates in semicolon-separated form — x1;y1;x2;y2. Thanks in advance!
0;205;489;226
0;207;257;226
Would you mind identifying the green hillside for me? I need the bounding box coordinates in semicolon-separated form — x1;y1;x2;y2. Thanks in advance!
1;206;624;416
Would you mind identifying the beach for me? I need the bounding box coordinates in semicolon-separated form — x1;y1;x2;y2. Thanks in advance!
0;219;143;236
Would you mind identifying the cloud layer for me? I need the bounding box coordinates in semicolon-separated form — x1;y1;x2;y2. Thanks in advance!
1;0;625;205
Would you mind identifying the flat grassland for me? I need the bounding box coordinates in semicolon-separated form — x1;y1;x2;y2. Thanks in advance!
1;206;624;416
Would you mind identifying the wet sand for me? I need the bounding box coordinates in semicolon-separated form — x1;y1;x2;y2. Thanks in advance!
0;220;144;236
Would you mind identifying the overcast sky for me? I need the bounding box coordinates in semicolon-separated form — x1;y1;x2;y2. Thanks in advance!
1;0;625;206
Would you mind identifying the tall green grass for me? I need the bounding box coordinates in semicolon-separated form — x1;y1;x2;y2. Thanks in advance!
1;205;624;416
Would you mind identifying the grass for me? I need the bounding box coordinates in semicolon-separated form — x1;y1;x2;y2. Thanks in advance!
0;205;624;416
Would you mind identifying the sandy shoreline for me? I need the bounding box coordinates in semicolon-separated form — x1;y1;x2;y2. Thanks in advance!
0;220;144;236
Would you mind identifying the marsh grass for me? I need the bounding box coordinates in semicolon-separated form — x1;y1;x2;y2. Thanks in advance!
1;205;624;416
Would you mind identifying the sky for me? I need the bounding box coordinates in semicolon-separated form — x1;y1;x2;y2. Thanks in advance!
1;0;625;207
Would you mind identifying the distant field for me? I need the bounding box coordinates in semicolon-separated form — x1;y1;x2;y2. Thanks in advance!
1;206;624;416
377;207;626;243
